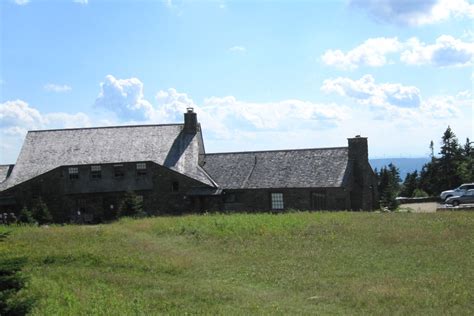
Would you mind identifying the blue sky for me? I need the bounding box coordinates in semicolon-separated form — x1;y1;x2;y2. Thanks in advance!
1;0;473;163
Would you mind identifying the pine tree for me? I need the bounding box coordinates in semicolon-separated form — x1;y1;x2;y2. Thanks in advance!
377;165;400;211
118;191;146;218
18;207;35;224
438;126;462;190
401;171;419;197
31;198;53;225
456;137;474;183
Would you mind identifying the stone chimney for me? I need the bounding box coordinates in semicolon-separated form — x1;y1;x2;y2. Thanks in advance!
347;135;374;211
348;135;368;163
184;107;198;134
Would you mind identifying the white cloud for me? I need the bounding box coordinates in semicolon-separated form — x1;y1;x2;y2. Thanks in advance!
44;83;72;93
321;74;421;108
0;100;44;133
351;0;474;26
0;100;92;162
73;0;88;4
401;35;474;67
13;0;29;5
323;35;474;69
229;46;247;53
322;37;402;70
0;100;91;135
320;74;472;137
94;75;153;120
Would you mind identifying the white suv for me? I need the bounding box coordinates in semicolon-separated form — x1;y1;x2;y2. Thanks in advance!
440;183;474;201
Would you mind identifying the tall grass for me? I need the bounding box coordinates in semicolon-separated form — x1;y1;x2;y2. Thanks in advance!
1;211;473;314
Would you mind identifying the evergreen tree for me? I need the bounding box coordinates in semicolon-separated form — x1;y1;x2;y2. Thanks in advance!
458;138;474;183
18;207;35;224
417;127;472;195
118;191;146;218
377;165;400;211
401;171;418;197
31;198;53;225
438;126;462;190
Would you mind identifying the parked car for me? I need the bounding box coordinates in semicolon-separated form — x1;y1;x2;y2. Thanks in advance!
440;183;474;201
445;189;474;206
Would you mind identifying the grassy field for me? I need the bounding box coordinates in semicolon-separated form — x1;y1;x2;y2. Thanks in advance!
1;212;474;315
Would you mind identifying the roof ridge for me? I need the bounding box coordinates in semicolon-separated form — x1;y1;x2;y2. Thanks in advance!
28;123;184;133
206;146;348;156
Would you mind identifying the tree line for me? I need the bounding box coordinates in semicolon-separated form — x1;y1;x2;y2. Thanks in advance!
375;126;474;210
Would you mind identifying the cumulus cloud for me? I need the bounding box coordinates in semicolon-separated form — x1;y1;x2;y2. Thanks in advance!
44;83;72;93
401;35;474;67
0;100;91;136
321;74;470;127
0;100;92;162
322;37;402;70
321;74;421;108
323;35;474;69
92;76;348;138
73;0;88;4
94;75;153;120
351;0;474;26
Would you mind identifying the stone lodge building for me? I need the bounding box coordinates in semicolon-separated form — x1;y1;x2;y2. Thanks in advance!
0;109;378;221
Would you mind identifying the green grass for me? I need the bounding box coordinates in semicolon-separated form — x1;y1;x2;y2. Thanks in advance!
1;212;474;315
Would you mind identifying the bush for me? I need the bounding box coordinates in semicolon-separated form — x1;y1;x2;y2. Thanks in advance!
18;207;36;224
118;192;147;218
0;232;35;315
413;189;429;198
31;198;53;225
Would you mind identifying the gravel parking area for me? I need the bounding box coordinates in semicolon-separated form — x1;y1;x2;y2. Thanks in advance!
400;202;474;213
399;202;438;213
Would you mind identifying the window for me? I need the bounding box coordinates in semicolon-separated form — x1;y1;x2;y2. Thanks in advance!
171;181;179;192
136;162;147;176
91;165;102;179
68;167;79;180
114;164;124;178
271;193;284;210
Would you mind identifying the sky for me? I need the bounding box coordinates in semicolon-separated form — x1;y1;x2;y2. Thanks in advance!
0;0;473;163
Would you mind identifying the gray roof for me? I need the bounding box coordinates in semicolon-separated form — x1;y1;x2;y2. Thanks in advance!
1;124;215;190
203;147;350;189
0;165;14;183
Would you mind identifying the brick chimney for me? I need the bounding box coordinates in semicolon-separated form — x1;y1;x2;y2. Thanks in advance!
184;107;198;134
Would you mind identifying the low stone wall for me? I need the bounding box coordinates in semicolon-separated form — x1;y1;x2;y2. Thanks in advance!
396;197;440;204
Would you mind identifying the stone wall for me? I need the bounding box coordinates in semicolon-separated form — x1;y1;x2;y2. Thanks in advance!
1;161;211;222
219;187;350;212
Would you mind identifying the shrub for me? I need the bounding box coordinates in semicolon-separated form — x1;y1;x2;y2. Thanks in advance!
31;198;53;225
0;232;36;315
412;189;429;198
118;191;147;218
18;207;36;224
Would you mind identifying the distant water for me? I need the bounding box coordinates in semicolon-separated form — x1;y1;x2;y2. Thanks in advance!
369;157;430;180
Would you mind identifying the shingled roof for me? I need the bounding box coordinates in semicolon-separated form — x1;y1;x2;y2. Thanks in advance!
0;124;215;190
0;165;14;183
203;147;351;189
